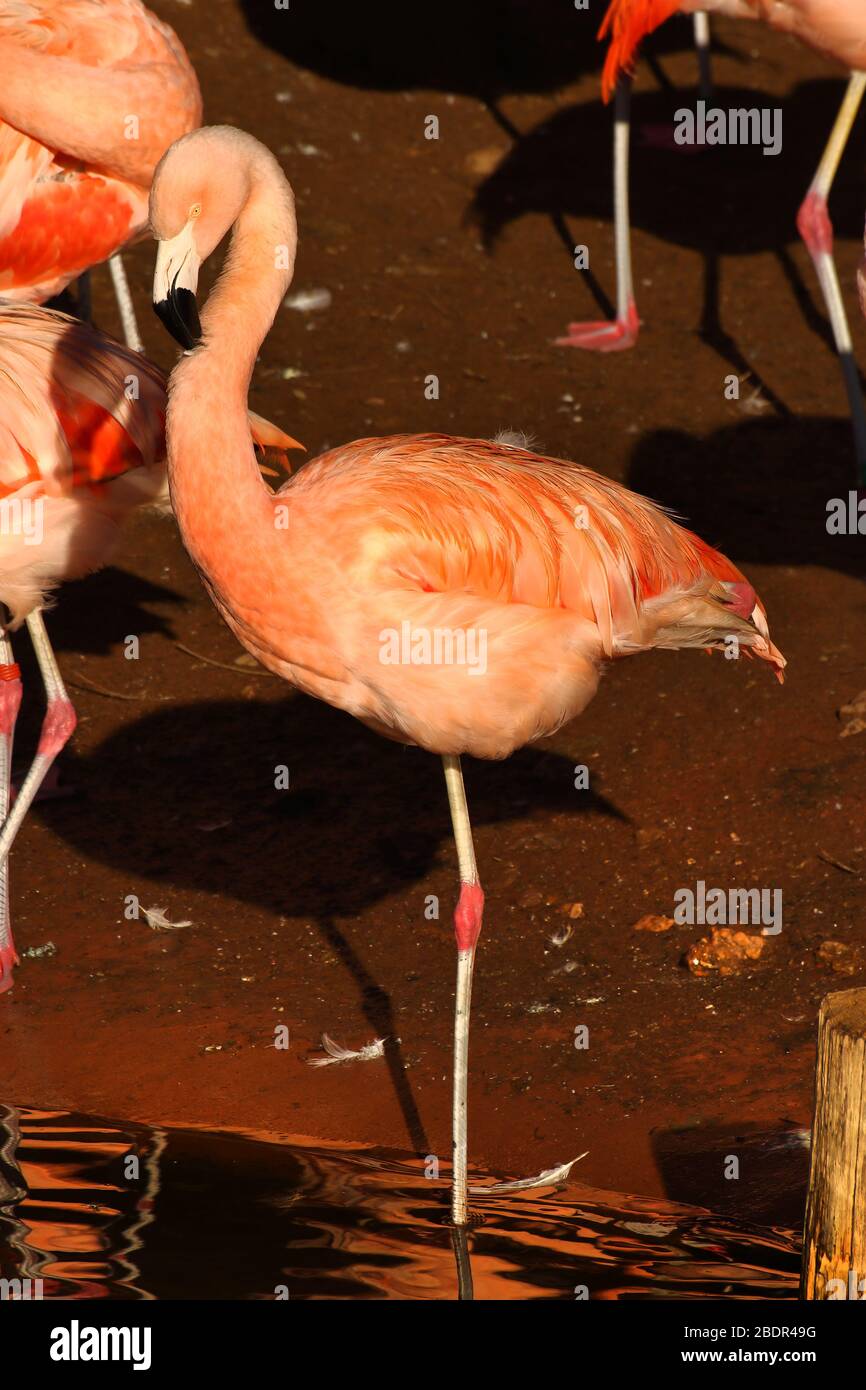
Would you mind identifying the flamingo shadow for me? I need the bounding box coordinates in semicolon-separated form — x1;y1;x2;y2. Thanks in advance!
238;0;719;100
625;414;865;580
34;691;627;1155
470;78;866;399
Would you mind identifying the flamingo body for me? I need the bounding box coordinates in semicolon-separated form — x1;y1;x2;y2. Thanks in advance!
0;302;167;625
0;0;201;303
0;299;299;625
167;426;784;761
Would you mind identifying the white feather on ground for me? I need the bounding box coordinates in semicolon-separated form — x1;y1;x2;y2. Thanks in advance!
469;1154;588;1195
140;906;193;931
308;1034;387;1067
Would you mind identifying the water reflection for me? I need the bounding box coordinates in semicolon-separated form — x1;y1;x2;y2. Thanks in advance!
0;1107;800;1300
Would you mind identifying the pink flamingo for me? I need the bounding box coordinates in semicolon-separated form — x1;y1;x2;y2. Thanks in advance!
150;124;786;1226
0;0;202;349
560;0;866;482
0;301;300;993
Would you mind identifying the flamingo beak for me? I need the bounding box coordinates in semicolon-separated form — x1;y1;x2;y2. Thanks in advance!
153;225;202;351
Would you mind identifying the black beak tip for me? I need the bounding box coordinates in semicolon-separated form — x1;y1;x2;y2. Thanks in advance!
153;286;202;351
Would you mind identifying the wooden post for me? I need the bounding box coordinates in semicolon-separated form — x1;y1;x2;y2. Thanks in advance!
801;987;866;1300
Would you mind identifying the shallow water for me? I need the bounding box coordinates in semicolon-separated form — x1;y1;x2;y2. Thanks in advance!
0;1105;800;1300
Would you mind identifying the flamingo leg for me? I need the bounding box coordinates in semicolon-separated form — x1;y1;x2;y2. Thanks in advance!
693;13;713;104
0;613;76;922
0;628;22;994
796;72;866;486
441;753;484;1227
107;253;144;353
557;77;639;352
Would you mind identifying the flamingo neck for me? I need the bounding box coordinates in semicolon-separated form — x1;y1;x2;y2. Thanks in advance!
165;166;297;609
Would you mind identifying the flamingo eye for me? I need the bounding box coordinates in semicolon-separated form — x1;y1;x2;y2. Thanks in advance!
189;202;202;219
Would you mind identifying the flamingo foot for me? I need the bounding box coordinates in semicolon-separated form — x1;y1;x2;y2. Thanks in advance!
556;300;639;352
0;942;18;995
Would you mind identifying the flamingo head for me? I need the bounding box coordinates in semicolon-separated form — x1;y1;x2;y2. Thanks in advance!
150;126;290;351
723;581;786;685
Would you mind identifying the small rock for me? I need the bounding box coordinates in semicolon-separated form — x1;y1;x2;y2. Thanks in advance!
518;889;544;909
839;691;866;738
22;941;56;960
685;927;765;976
817;940;864;976
633;914;674;933
561;901;584;919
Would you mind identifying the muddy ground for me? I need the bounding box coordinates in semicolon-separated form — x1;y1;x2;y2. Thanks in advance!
2;0;865;1224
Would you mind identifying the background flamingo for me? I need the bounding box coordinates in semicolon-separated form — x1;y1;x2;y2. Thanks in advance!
0;0;202;349
150;124;785;1227
560;0;866;483
0;302;299;994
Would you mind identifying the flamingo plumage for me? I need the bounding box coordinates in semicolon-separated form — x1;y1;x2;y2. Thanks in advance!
0;300;300;994
0;0;201;346
601;0;866;100
562;0;866;483
150;125;785;1227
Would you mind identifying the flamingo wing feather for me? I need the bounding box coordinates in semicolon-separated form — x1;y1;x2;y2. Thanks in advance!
0;302;166;496
599;0;684;101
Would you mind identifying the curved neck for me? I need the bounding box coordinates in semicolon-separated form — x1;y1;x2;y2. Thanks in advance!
185;168;297;398
165;160;297;609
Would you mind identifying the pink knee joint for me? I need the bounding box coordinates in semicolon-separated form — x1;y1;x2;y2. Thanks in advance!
797;191;833;257
0;942;19;994
37;698;77;759
0;664;22;737
454;881;484;952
